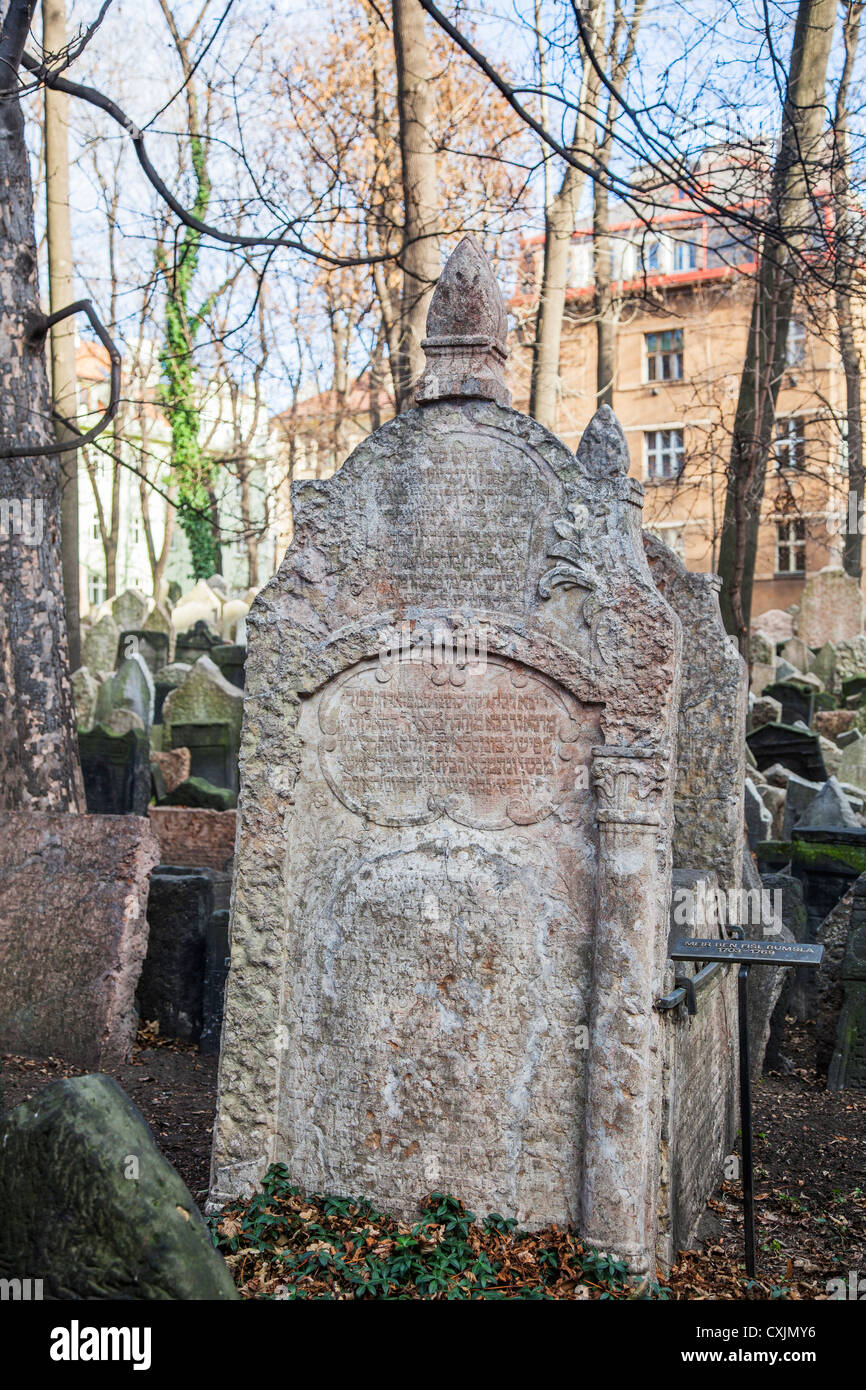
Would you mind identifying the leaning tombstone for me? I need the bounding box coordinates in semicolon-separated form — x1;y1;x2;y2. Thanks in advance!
175;618;222;667
747;723;827;783
71;667;100;731
81;612;120;675
96;651;155;733
762;680;814;728
209;237;682;1277
161;656;243;793
111;587;150;632
79;724;152;817
828;901;866;1090
117;628;171;677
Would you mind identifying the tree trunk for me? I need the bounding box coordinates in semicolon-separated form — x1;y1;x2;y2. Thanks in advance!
528;0;604;430
392;0;439;411
593;166;615;408
718;0;837;650
0;0;84;809
834;2;864;581
42;0;79;668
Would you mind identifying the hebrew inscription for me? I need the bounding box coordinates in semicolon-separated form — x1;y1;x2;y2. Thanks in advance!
317;655;590;829
379;432;549;608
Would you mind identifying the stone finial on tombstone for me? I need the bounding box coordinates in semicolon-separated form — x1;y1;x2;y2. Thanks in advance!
414;234;511;407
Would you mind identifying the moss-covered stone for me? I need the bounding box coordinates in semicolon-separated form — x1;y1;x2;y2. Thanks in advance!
0;1074;238;1300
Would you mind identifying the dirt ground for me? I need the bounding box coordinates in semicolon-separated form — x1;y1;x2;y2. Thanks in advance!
1;1017;864;1298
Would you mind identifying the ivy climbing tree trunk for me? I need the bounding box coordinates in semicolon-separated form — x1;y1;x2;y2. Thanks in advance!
157;0;217;579
0;0;83;810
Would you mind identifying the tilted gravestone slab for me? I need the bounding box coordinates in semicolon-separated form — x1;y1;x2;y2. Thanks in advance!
162;656;243;792
209;237;681;1276
747;723;827;783
828;895;866;1090
81;612;120;675
643;534;746;892
79;724;151;816
763;681;814;728
96;651;155;732
138;869;214;1042
0;813;158;1067
0;1074;237;1299
797;568;864;649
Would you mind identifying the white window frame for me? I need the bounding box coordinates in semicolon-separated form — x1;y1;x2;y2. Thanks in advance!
645;329;684;382
775;518;807;575
644;428;685;480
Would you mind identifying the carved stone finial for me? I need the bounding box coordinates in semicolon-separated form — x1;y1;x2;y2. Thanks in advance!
415;235;511;407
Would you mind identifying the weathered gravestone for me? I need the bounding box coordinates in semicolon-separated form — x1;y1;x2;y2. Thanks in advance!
763;680;815;728
117;629;171;677
96;651;155;732
797;567;864;649
81;611;120;675
0;814;158;1067
161;656;243;793
138;869;214;1042
828;901;866;1090
747;723;827;783
78;723;151;816
643;534;746;891
210;237;682;1275
175;619;222;667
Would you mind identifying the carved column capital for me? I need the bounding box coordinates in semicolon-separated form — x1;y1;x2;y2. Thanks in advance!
591;745;669;828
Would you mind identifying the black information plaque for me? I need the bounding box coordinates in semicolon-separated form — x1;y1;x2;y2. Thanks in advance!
671;937;824;968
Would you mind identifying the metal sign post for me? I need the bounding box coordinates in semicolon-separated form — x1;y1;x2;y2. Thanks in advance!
670;936;824;1279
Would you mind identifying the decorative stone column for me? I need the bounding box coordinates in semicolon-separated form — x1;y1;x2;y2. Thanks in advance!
581;744;670;1273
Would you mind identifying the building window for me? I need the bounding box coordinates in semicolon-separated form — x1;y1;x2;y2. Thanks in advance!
673;239;699;272
645;329;684;382
645;428;685;480
92;516;100;540
87;572;107;606
775;416;806;471
776;519;806;574
786;318;806;366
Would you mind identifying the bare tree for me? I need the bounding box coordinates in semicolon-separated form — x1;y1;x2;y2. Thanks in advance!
0;0;83;810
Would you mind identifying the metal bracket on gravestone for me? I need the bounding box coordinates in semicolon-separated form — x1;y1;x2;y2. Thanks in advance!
670;932;824;1280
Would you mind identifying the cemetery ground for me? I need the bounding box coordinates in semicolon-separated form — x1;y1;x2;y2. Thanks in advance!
1;1018;862;1300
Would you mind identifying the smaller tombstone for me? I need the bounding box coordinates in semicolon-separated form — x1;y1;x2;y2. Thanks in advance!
154;661;192;725
781;637;814;673
754;609;794;643
828;906;866;1090
220;599;249;642
839;727;862;750
200;909;230;1056
174;619;222;668
797;568;865;649
234;616;247;647
813;709;855;741
150;747;191;800
841;674;866;704
802;777;862;831
812;642;837;692
111;587;150;632
207;573;229;598
782;772;823;838
792;827;866;954
139;870;213;1042
0;1074;237;1299
745;777;772;848
819;735;844;780
104;708;145;736
747;723;827;783
759;784;786;839
0;814;158;1067
751;695;782;730
210;643;246;691
775;659;798;682
839;736;866;791
162;656;243;793
81;612;120;675
96;651;155;732
79;725;152;817
117;629;171;676
71;667;99;731
834;636;866;688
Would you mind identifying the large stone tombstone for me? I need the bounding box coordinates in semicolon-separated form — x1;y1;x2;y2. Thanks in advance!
643;533;747;891
209;238;681;1275
161;656;243;792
